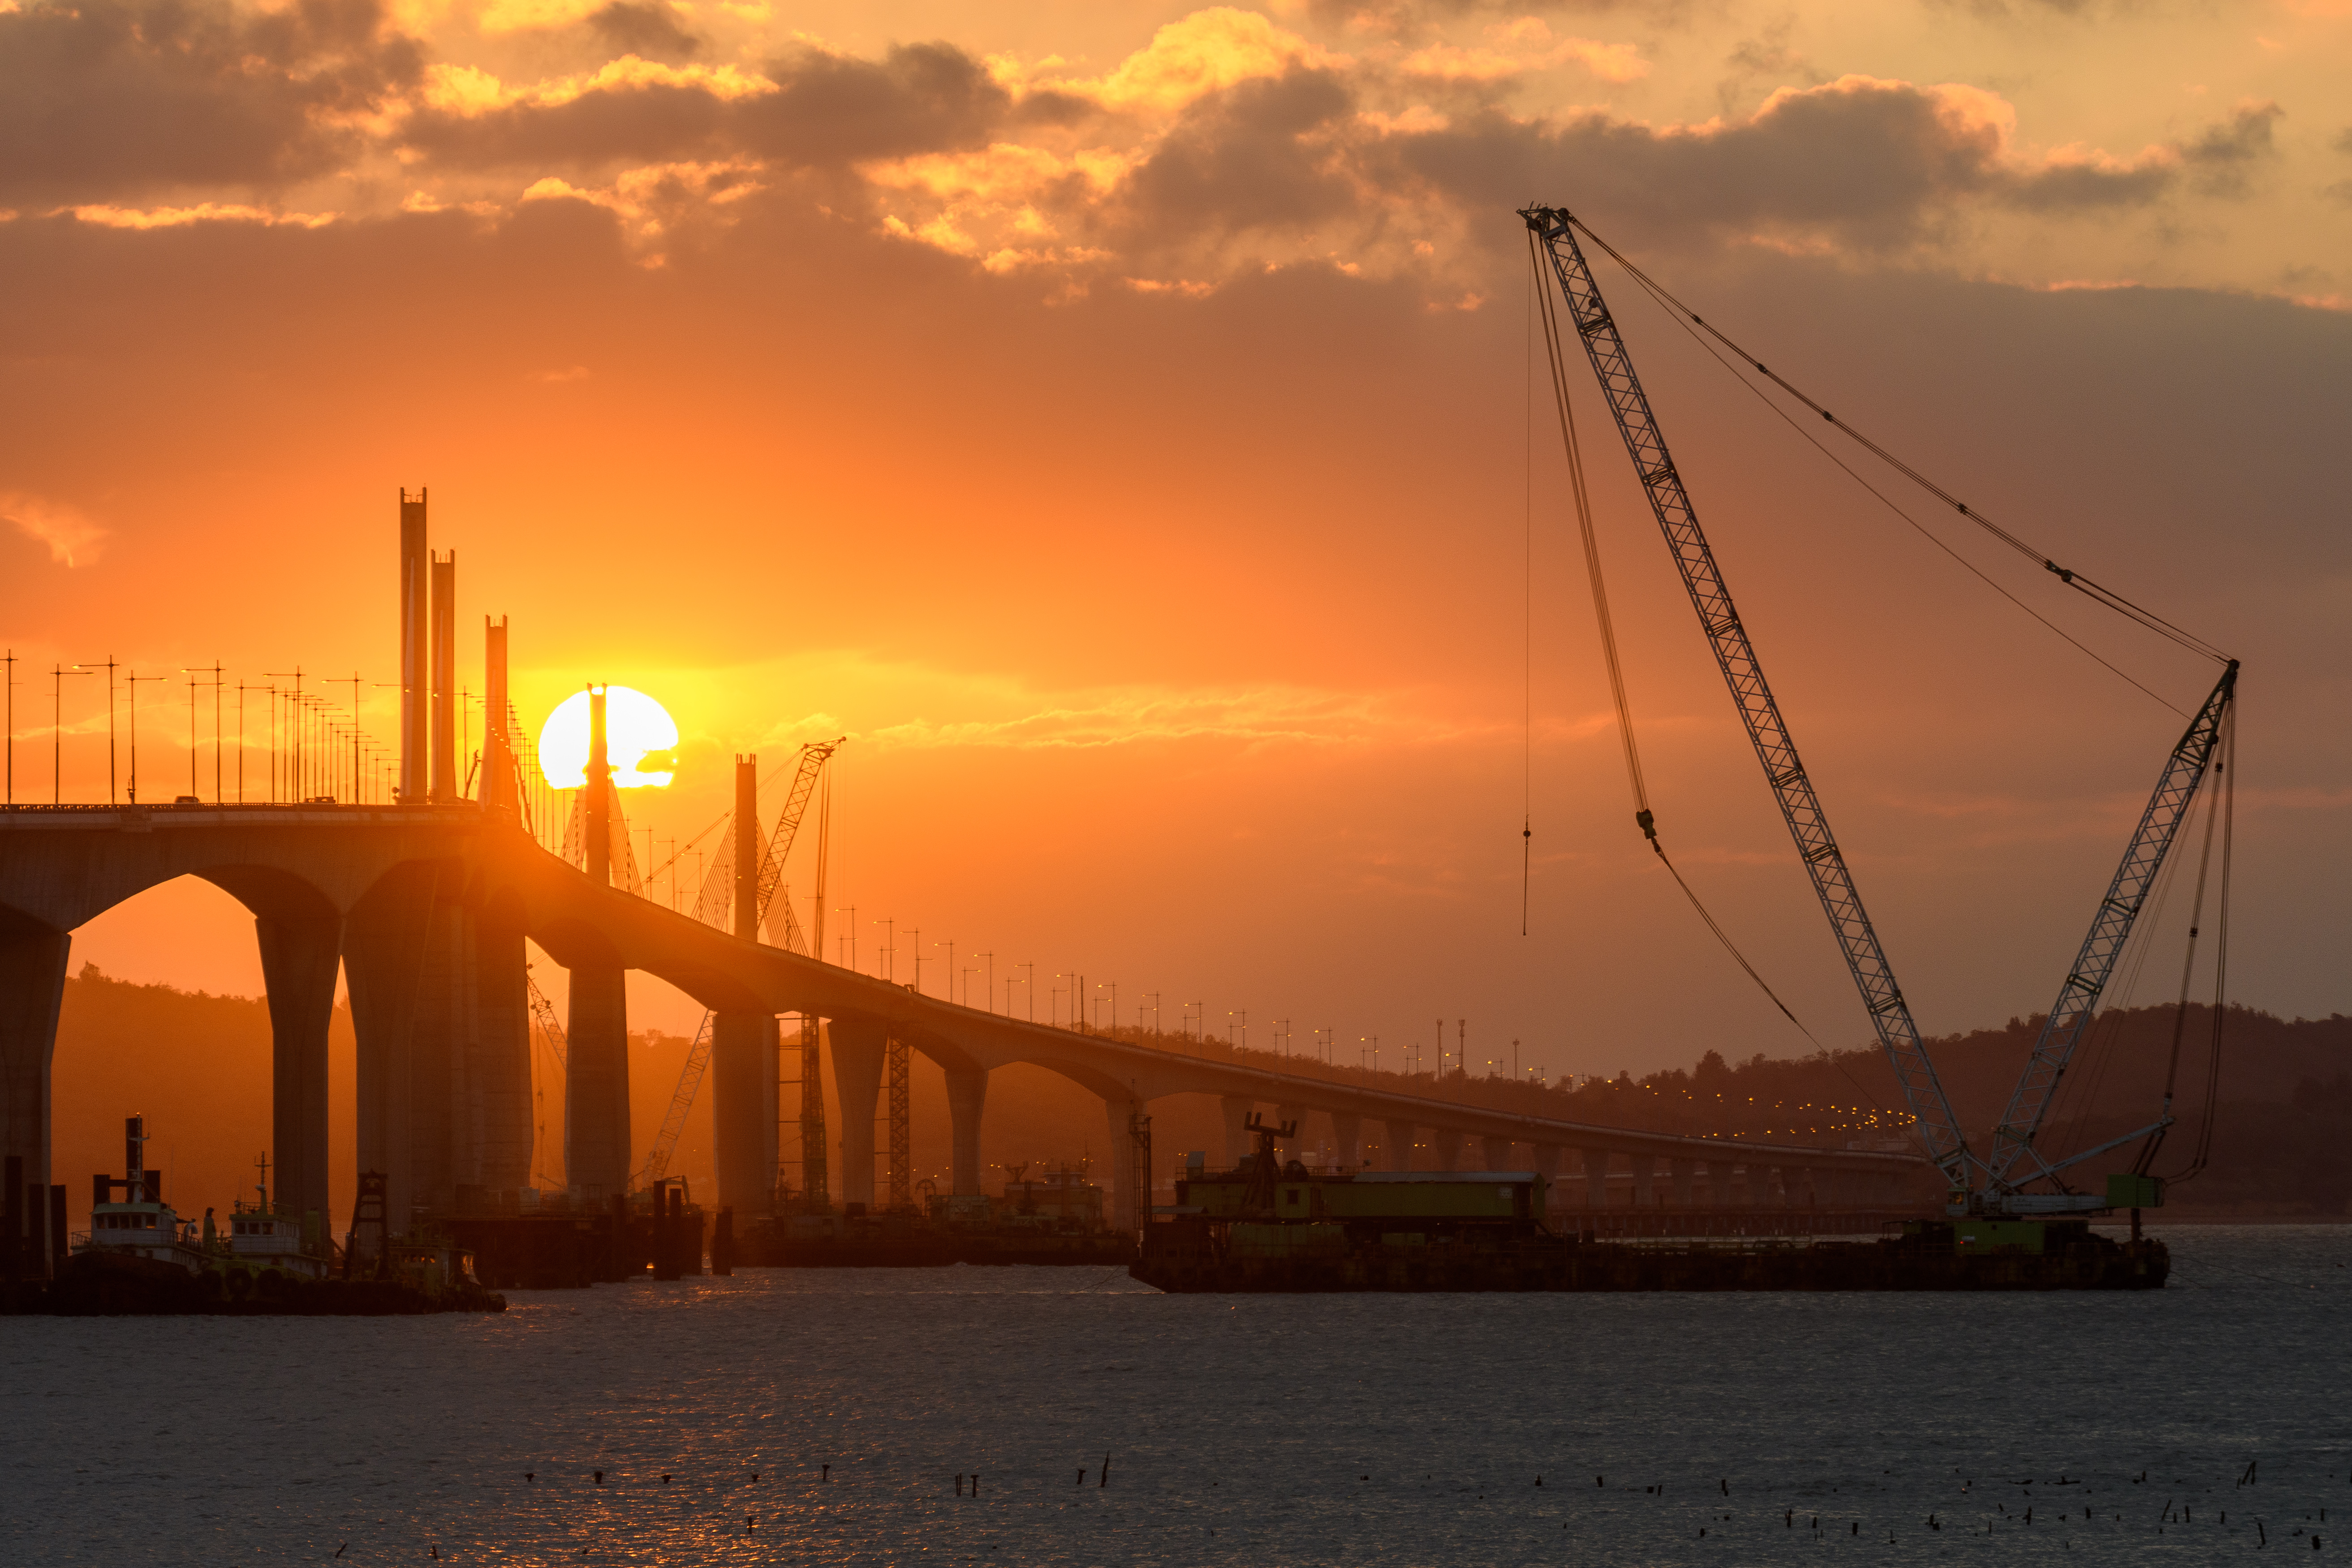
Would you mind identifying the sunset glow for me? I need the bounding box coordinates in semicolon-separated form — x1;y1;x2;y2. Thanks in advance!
536;686;679;789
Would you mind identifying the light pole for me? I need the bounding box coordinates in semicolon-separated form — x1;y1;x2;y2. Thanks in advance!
874;916;894;982
976;951;994;1013
102;655;117;803
51;664;91;803
935;938;953;1001
836;906;858;971
1275;1018;1291;1058
1019;961;1035;1021
1098;982;1117;1039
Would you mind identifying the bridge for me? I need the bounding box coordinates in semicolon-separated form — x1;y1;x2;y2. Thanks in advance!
0;497;1921;1262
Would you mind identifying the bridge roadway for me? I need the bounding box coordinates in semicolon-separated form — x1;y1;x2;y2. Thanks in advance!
0;803;1921;1246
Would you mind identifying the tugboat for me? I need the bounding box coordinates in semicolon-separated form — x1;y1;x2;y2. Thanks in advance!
211;1151;334;1297
29;1119;505;1315
74;1116;207;1274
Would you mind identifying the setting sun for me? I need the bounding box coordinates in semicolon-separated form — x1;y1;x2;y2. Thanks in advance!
536;686;679;789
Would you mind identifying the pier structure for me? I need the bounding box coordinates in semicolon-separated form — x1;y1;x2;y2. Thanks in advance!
0;498;1923;1280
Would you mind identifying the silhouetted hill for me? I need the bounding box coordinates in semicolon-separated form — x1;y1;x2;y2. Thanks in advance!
51;967;2345;1223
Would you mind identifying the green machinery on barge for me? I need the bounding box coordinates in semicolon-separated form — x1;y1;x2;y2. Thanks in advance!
1133;1134;2168;1293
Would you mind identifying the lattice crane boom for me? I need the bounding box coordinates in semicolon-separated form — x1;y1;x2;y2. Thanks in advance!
1985;662;2237;1203
638;738;840;1189
755;739;842;950
1523;205;1977;1193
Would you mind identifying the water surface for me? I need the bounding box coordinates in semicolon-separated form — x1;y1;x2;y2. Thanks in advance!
6;1224;2347;1564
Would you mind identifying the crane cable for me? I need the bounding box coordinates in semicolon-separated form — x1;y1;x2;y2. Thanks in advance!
2169;708;2236;1183
1563;215;2231;670
1529;232;1818;1047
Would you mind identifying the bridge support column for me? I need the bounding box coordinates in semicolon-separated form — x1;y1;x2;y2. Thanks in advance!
0;927;70;1211
830;1015;886;1210
562;959;630;1203
945;1065;987;1197
1219;1096;1251;1169
1329;1112;1361;1169
1669;1157;1694;1209
1103;1095;1141;1233
1433;1129;1463;1172
1275;1102;1305;1159
470;905;532;1193
346;864;439;1231
1383;1120;1415;1172
256;914;340;1223
1480;1135;1511;1171
712;1011;779;1216
1581;1149;1608;1209
1632;1154;1655;1208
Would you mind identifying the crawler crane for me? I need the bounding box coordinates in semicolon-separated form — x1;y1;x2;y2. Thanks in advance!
1523;206;2236;1219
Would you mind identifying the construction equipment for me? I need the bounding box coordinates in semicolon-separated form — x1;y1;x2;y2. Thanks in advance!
1522;204;2236;1218
636;740;841;1190
756;739;843;952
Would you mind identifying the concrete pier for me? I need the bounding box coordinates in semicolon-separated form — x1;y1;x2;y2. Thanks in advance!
1481;1134;1511;1170
0;928;71;1200
1329;1111;1361;1168
1632;1153;1656;1208
1669;1156;1695;1210
255;912;339;1220
1383;1119;1415;1171
469;896;532;1191
1582;1149;1609;1209
563;957;630;1201
945;1065;987;1196
1276;1102;1305;1157
712;1011;778;1215
1219;1095;1251;1168
831;1014;886;1209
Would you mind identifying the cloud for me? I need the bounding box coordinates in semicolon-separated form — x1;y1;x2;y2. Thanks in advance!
68;201;340;228
1041;7;1346;115
2179;99;2282;195
0;2;2287;299
3;492;106;565
398;39;1010;173
0;0;423;208
583;0;698;61
1399;18;1646;84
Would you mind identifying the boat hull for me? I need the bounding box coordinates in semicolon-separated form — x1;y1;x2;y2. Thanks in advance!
1132;1225;2168;1293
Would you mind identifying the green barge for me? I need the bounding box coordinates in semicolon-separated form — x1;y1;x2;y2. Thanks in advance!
1133;1154;2167;1293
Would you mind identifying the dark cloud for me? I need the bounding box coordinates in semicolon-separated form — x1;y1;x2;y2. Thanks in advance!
400;79;735;171
1394;77;2144;251
399;39;1011;174
0;0;422;208
735;42;1011;164
2181;100;2282;196
1115;69;1360;242
584;1;699;62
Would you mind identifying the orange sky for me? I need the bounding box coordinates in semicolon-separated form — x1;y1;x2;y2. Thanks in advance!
4;0;2348;1082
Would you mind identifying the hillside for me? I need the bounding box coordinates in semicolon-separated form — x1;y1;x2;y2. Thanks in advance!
48;967;2346;1226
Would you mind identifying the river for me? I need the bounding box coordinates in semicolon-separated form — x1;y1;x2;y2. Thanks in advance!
4;1223;2346;1564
